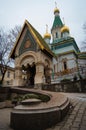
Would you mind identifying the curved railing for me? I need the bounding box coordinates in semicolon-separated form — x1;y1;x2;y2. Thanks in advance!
10;88;69;130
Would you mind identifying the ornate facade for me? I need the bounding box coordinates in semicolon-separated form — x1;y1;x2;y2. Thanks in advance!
10;20;54;87
10;5;86;87
44;6;86;83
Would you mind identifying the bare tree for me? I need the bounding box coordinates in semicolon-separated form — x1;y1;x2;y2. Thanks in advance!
0;26;21;85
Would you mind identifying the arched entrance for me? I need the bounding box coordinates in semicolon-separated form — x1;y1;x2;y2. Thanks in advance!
22;62;36;87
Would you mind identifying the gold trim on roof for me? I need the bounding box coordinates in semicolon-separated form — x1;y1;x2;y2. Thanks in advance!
9;20;54;58
26;20;54;56
26;20;44;50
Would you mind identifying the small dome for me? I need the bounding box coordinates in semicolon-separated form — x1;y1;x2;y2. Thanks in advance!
44;32;51;39
54;7;60;14
61;26;70;33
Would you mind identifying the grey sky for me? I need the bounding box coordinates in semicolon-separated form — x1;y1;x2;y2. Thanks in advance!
0;0;86;48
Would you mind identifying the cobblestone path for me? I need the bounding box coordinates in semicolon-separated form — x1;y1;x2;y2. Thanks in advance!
0;93;86;130
46;93;86;130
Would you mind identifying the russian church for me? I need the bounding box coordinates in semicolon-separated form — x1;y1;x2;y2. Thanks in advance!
10;5;86;87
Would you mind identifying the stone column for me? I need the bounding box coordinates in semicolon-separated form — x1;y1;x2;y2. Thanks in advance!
45;67;52;84
35;62;45;88
13;67;23;87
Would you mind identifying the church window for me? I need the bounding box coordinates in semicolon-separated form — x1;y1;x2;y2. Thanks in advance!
51;46;53;50
7;71;10;78
63;61;67;70
14;73;15;79
56;32;58;38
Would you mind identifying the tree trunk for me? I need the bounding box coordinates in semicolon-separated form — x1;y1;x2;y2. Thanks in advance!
0;69;7;86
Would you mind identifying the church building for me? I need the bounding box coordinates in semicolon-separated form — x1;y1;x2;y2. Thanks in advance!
10;5;86;87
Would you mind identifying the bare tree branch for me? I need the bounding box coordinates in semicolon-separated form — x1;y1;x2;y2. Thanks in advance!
0;25;21;84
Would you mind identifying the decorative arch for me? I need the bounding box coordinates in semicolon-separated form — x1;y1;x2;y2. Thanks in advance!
20;56;35;67
19;51;38;66
62;58;68;70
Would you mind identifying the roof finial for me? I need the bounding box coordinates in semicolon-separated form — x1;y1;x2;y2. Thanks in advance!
46;24;48;33
55;1;57;8
44;24;51;39
63;17;65;25
54;1;60;14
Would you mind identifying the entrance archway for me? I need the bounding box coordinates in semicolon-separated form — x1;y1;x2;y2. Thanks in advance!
22;63;36;87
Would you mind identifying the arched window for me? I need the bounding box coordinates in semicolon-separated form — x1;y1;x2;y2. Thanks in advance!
63;61;67;70
7;71;10;78
56;32;58;38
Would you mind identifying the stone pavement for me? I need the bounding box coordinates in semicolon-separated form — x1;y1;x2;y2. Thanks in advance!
0;93;86;130
0;108;13;130
46;93;86;130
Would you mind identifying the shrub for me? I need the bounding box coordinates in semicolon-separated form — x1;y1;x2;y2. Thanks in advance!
12;93;50;105
38;94;50;102
22;94;39;100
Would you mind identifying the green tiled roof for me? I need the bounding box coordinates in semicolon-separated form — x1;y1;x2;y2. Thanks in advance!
52;16;63;30
28;21;51;52
10;20;55;59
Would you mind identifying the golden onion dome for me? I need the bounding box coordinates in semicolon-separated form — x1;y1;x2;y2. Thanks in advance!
44;24;51;39
61;26;70;33
54;7;60;14
44;32;51;39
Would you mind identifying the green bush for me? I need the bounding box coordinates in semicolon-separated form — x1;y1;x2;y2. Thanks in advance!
12;93;50;104
22;94;39;100
38;94;50;102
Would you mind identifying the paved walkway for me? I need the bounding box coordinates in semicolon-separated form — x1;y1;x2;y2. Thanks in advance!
0;108;13;130
46;93;86;130
0;93;86;130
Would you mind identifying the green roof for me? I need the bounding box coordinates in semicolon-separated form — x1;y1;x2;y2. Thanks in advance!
10;20;55;59
28;21;52;54
52;15;63;30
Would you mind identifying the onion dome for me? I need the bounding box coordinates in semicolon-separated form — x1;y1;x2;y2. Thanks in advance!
61;25;70;33
44;32;51;39
44;25;51;39
54;7;60;14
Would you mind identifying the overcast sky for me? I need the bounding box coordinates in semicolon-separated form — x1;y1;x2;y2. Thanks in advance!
0;0;86;48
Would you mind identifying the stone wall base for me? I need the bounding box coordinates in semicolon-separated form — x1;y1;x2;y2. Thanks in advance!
42;79;86;92
34;83;43;89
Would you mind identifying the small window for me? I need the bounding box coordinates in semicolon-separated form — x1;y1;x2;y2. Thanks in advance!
14;73;15;79
51;46;54;50
7;71;10;78
63;61;67;70
56;32;58;38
